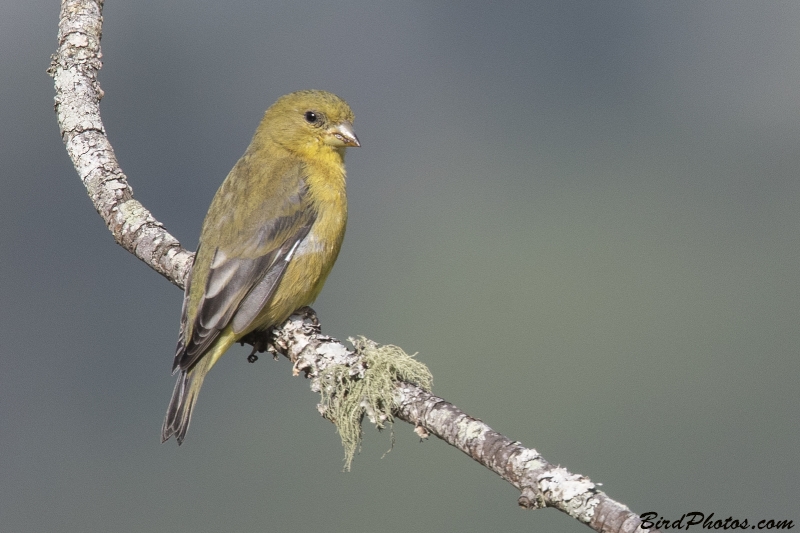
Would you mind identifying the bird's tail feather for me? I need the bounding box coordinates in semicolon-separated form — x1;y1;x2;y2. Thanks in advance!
161;329;235;444
161;363;207;445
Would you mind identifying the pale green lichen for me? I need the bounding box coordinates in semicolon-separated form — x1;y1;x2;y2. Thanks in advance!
318;336;433;470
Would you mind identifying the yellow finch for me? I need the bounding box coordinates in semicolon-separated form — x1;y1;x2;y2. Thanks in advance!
162;90;359;444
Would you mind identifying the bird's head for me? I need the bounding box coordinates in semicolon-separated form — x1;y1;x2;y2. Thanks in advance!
259;90;360;158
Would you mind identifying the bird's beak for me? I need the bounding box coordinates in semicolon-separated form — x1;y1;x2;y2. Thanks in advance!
325;121;360;147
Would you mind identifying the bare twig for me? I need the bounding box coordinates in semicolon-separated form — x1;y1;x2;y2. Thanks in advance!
50;1;655;531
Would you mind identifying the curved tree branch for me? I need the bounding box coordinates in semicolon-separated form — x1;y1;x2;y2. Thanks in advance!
50;0;193;287
50;1;656;531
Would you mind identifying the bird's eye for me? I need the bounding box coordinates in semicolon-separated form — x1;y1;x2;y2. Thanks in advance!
304;111;318;124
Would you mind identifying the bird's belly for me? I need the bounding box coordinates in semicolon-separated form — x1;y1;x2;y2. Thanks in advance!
249;229;342;332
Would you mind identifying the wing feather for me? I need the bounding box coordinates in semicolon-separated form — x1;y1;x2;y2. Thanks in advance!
172;164;316;372
230;224;311;334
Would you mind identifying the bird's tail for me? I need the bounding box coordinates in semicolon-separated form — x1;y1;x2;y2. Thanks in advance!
161;360;209;445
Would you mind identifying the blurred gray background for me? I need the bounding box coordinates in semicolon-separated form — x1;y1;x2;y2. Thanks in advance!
2;1;798;531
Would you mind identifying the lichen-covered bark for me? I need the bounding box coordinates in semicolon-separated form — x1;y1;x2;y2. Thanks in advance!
50;0;193;288
266;310;654;533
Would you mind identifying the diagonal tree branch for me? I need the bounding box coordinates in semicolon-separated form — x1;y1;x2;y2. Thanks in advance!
49;1;656;531
268;311;653;533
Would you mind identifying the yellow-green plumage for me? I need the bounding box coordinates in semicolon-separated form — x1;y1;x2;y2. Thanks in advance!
162;90;359;444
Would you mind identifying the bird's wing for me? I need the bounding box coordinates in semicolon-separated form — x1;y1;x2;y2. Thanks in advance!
173;167;316;373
